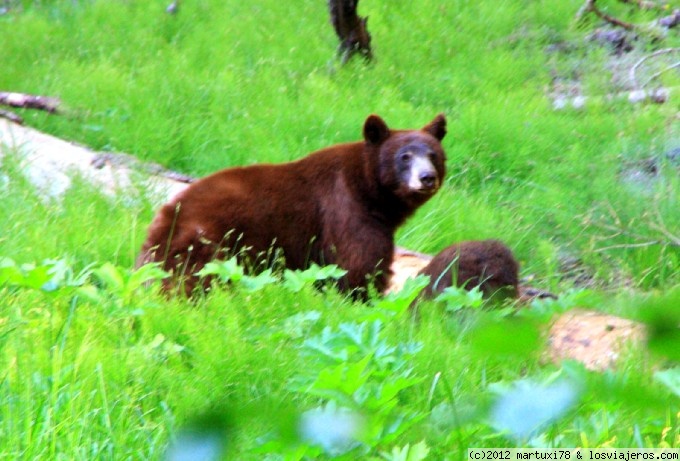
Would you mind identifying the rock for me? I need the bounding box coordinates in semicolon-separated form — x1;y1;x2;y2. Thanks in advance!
547;309;646;371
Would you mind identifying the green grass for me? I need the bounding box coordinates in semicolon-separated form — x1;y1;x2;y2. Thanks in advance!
1;0;679;458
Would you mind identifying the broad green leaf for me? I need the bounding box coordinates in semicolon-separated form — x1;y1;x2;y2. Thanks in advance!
654;367;680;397
197;257;244;283
240;269;278;292
128;263;168;291
435;285;483;312
379;440;430;461
93;262;125;293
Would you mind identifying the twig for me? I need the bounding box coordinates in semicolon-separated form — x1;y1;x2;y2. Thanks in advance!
578;0;636;30
629;48;680;89
591;202;680;254
0;108;23;124
649;209;680;247
593;241;661;253
640;61;680;89
0;92;60;113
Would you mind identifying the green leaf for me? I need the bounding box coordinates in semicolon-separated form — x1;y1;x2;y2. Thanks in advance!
435;285;483;312
310;355;373;397
654;367;680;397
240;269;278;292
314;264;347;280
369;375;424;408
282;311;322;339
283;264;347;292
76;284;105;304
282;270;307;292
370;276;429;319
128;263;168;292
379;441;430;461
93;262;125;293
197;257;244;283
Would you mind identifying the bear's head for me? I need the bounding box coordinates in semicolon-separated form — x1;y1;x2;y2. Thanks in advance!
363;114;447;208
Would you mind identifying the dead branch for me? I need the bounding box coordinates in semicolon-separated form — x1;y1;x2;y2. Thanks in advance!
0;92;60;113
629;48;680;89
590;202;680;253
552;86;673;109
649;209;680;247
328;0;373;63
640;61;680;88
577;0;636;30
592;241;662;252
0;108;23;125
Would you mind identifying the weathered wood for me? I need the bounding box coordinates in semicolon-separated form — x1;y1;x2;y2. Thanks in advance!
91;152;195;184
0;108;23;125
0;92;60;113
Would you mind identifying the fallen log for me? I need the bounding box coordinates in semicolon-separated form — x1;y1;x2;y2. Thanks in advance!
0;118;188;201
0;92;60;113
551;86;674;109
0;108;23;125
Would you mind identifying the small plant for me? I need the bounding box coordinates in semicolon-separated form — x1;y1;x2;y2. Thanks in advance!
373;440;430;461
363;275;430;322
78;262;167;313
260;320;425;457
197;257;347;293
0;257;90;294
435;284;484;313
283;263;347;293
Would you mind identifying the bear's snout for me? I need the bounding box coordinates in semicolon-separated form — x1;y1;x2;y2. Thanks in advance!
406;154;439;193
419;171;437;190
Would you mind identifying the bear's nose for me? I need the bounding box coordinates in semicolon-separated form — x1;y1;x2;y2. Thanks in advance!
419;172;437;189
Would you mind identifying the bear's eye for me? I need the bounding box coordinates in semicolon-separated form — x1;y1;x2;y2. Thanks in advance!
427;151;437;161
399;152;412;164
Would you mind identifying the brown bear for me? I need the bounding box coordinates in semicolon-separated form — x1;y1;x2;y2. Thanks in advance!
137;114;447;297
417;240;520;302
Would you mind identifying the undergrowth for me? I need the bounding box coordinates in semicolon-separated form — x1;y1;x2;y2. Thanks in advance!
1;0;679;458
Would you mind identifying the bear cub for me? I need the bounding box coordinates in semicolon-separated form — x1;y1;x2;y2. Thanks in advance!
138;114;447;297
417;240;520;302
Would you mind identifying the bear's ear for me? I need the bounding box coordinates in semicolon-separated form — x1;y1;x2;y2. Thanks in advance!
363;114;390;145
422;113;447;141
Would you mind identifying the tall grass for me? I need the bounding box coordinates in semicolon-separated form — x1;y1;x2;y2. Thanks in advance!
4;11;678;286
1;0;679;458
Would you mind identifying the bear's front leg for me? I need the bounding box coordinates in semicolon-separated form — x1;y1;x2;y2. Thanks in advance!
331;228;394;299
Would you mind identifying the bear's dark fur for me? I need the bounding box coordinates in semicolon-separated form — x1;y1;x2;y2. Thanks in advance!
138;114;447;296
417;240;519;301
